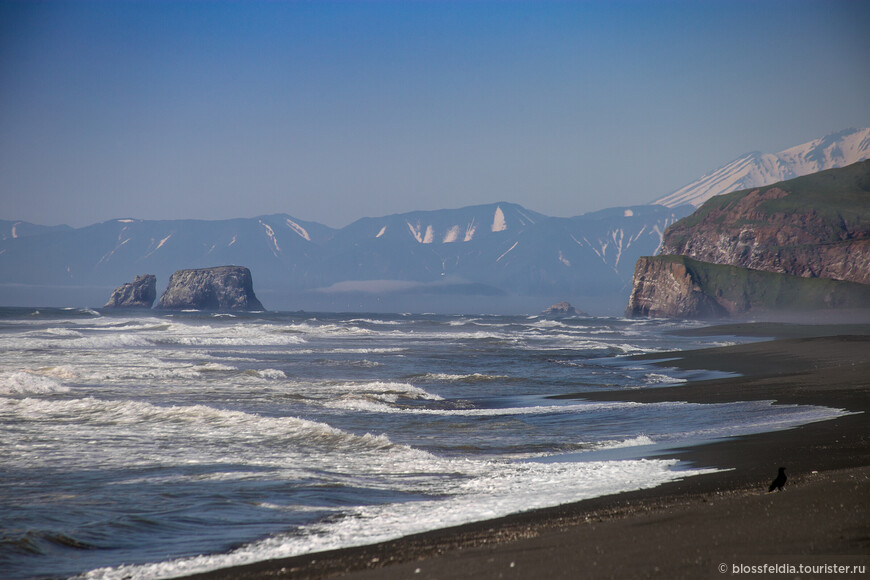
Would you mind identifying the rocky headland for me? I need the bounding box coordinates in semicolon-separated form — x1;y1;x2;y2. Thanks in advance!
104;274;157;309
628;160;870;318
155;266;264;311
628;255;870;318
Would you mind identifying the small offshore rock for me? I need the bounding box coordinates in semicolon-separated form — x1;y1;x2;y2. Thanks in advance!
155;266;265;311
104;274;157;309
541;301;587;317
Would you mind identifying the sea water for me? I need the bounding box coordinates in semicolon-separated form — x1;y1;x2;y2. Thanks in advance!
0;308;846;579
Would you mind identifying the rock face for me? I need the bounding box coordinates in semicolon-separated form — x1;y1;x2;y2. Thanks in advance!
104;274;157;308
155;266;264;311
628;255;870;318
541;301;587;317
627;257;726;318
628;161;870;318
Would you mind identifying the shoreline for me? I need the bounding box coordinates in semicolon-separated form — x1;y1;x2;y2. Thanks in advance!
186;324;870;579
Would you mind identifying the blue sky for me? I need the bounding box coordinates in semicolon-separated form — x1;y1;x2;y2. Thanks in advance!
1;0;868;228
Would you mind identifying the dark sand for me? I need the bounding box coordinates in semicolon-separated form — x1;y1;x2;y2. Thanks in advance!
188;325;870;579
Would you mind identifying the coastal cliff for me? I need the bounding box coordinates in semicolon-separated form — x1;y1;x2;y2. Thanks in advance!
660;161;870;284
155;266;264;311
626;257;726;318
628;161;870;318
104;274;157;309
628;255;870;318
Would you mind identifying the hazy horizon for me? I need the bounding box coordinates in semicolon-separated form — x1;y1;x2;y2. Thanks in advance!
2;0;868;229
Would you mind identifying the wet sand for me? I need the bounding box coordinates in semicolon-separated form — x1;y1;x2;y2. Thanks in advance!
188;324;870;579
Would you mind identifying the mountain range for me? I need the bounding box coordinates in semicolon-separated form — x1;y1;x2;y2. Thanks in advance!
3;127;868;315
0;203;690;314
653;127;870;208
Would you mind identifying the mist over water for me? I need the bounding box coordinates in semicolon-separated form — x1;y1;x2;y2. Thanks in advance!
0;308;847;579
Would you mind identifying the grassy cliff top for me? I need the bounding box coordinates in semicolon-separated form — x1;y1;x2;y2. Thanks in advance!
672;159;870;233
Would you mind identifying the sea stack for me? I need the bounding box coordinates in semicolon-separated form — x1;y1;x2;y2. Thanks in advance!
104;274;157;309
155;266;265;311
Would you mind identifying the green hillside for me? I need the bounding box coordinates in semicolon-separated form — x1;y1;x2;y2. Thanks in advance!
672;159;870;237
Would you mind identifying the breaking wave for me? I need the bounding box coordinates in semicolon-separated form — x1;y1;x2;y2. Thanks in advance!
0;371;71;395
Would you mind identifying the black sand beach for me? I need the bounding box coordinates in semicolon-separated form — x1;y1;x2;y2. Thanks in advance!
187;324;870;579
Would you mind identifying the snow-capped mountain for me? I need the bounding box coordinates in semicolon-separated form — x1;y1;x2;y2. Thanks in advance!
653;127;870;208
0;203;692;314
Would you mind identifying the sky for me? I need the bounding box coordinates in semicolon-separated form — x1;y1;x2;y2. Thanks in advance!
1;0;868;229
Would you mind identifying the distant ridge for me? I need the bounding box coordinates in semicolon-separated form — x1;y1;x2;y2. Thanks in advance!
0;202;691;313
653;128;870;208
0;220;72;241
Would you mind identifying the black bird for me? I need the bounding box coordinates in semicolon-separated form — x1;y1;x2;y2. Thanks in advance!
768;467;787;492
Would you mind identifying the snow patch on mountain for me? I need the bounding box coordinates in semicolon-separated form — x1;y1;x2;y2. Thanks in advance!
407;221;424;243
464;220;477;242
145;233;173;257
97;237;130;265
443;225;460;243
155;234;172;251
492;206;507;232
654;128;870;208
496;241;518;262
259;221;281;255
285;218;311;241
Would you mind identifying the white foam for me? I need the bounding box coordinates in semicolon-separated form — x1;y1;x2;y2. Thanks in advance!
308;381;445;411
661;401;854;442
529;319;569;329
0;397;428;472
591;435;656;450
15;355;255;384
643;373;688;385
447;318;480;326
78;457;715;580
0;371;71;395
1;321;309;351
253;368;287;379
274;321;376;337
154;325;307;347
292;347;406;355
193;362;238;372
324;399;639;416
347;318;403;326
420;372;508;382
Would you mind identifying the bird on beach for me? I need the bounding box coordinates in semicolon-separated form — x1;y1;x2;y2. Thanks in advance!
768;467;787;492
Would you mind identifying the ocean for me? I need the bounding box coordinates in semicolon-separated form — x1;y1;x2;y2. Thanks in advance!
0;307;846;579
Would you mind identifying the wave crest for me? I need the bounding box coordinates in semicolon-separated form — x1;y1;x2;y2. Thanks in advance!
0;371;71;395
